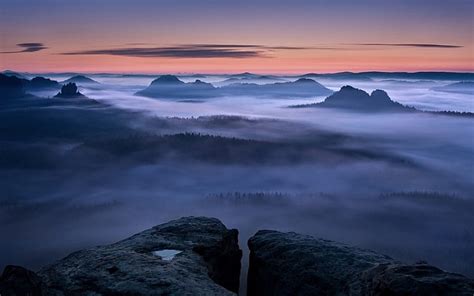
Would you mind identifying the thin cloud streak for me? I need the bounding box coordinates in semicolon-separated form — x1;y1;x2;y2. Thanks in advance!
62;43;414;61
355;43;462;48
1;43;48;53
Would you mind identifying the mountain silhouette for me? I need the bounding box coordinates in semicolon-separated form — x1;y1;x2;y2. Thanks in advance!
220;78;333;97
28;77;61;90
54;83;86;98
62;75;100;85
150;74;185;85
1;70;26;79
136;75;333;99
136;75;217;99
294;85;414;112
0;74;27;98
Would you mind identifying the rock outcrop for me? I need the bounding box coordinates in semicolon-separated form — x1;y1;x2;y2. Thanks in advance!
0;217;242;295
247;230;474;296
2;219;473;295
38;216;241;295
54;83;85;98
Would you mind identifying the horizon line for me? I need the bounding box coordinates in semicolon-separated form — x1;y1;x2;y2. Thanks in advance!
2;69;474;76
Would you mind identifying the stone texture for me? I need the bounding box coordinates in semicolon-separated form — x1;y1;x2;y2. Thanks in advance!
247;230;474;296
38;216;242;295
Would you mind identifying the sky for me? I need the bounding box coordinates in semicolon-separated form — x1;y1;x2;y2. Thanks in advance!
0;0;473;74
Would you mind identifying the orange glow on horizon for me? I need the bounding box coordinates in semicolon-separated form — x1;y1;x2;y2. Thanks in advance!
1;47;473;74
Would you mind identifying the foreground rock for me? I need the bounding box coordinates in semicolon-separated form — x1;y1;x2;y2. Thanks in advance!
4;217;241;295
0;265;44;296
247;230;474;296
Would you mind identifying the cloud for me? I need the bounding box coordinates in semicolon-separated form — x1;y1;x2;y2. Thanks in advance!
66;42;456;59
354;43;462;49
60;44;326;59
1;43;48;53
62;44;267;58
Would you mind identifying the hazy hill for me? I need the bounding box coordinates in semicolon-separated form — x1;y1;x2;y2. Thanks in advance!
300;72;374;82
28;76;61;90
431;81;474;94
62;75;100;85
1;70;27;79
136;75;332;99
292;85;414;112
299;71;474;81
0;74;27;98
136;75;217;99
228;72;259;79
217;75;286;86
221;78;333;97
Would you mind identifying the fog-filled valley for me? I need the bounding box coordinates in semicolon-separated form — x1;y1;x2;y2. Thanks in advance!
1;70;473;289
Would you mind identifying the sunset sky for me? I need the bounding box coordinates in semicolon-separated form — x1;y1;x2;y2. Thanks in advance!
1;0;473;74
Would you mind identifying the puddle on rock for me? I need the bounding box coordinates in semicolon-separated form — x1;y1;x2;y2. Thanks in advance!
152;249;182;261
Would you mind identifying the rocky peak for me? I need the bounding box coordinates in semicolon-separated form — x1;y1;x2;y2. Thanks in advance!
55;83;84;98
316;85;412;112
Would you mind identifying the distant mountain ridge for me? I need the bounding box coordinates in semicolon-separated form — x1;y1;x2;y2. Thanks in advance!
221;78;332;97
136;75;332;99
299;71;474;81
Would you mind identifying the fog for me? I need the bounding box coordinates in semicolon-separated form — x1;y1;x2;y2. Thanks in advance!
1;73;473;291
